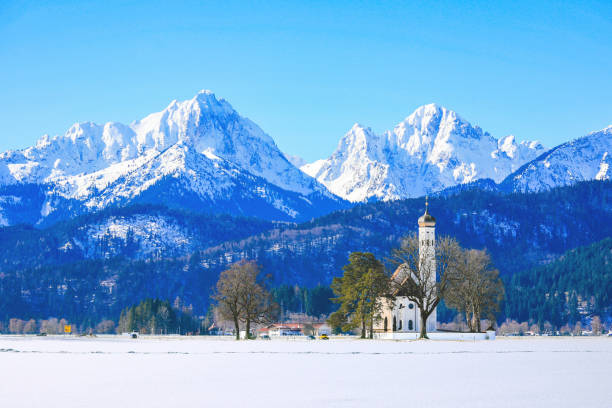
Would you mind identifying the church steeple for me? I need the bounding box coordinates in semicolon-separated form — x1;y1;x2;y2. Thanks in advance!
418;196;436;227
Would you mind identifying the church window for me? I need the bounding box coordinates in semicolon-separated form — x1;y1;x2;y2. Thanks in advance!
398;320;402;331
408;320;413;330
392;316;397;332
408;303;414;309
384;317;388;332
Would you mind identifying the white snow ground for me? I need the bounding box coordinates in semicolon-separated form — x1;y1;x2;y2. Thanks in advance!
0;336;610;408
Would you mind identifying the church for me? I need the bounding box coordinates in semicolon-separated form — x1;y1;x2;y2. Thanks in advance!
374;199;437;335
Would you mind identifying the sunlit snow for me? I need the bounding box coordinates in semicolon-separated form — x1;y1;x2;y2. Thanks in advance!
0;336;609;408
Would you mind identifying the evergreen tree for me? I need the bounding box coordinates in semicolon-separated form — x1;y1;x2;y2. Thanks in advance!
329;252;389;338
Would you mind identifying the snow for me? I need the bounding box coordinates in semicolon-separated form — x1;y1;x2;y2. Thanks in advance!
595;152;609;181
1;92;325;190
284;153;307;168
84;214;194;259
304;104;547;202
0;90;341;224
0;336;609;407
505;126;612;192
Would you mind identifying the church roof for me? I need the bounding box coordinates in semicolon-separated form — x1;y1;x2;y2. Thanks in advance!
418;197;436;227
389;264;412;296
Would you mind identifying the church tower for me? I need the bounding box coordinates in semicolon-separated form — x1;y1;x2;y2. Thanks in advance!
417;196;437;332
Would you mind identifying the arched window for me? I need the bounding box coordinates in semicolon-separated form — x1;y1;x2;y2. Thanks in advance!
384;317;388;332
408;320;413;331
398;320;402;331
392;316;397;332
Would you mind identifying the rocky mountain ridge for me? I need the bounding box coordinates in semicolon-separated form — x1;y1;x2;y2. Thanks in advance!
302;104;548;201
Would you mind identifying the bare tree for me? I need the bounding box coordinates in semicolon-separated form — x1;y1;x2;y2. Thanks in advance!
573;322;583;336
95;320;116;334
238;263;278;339
543;321;553;335
9;318;25;334
23;319;37;334
591;316;602;335
212;261;277;340
40;318;61;334
445;249;505;332
302;323;315;337
388;234;461;339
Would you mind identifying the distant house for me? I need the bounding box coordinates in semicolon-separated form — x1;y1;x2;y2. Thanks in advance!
268;323;303;337
257;322;332;337
312;323;331;336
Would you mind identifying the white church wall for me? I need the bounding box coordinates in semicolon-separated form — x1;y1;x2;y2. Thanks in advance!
374;332;496;341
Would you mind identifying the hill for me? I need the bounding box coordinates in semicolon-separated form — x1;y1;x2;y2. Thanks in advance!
505;237;612;326
0;180;610;324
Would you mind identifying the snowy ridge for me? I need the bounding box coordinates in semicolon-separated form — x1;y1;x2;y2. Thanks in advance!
302;104;547;201
502;126;612;192
0;91;344;224
80;214;197;259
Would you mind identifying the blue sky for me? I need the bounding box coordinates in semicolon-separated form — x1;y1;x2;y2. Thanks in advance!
0;0;610;161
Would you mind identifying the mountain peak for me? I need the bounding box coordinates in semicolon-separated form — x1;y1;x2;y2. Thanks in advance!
407;103;451;120
0;91;345;223
307;105;547;201
197;89;215;96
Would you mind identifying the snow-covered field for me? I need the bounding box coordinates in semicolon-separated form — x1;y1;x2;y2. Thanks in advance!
0;335;610;407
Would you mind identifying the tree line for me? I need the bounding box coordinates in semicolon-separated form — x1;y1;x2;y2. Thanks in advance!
504;237;612;330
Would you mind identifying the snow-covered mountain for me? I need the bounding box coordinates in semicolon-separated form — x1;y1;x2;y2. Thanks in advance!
0;91;346;224
302;104;546;202
283;153;307;168
501;126;612;192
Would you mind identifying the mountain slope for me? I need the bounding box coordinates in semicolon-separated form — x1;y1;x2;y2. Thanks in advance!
0;91;346;224
302;104;546;201
0;205;276;271
198;180;612;286
2;180;610;322
501;126;612;192
505;237;612;326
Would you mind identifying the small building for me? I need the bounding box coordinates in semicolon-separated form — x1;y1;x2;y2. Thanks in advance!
268;323;304;336
313;323;331;336
257;322;331;337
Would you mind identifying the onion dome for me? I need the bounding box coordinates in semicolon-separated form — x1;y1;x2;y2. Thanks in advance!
418;196;436;227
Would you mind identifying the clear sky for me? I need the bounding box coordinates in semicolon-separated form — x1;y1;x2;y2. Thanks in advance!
1;0;610;162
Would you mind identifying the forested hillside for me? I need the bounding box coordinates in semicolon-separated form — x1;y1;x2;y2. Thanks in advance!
0;181;610;327
202;180;612;282
504;237;612;326
0;205;276;271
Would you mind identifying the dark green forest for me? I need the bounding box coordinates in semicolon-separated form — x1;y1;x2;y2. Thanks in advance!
117;298;201;335
504;237;612;327
270;285;336;318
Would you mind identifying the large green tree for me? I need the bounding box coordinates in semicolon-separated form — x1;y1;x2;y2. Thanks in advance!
329;252;389;338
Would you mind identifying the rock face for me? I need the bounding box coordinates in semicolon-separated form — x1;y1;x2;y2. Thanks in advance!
0;92;608;225
501;126;612;192
302;104;546;202
0;91;346;224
